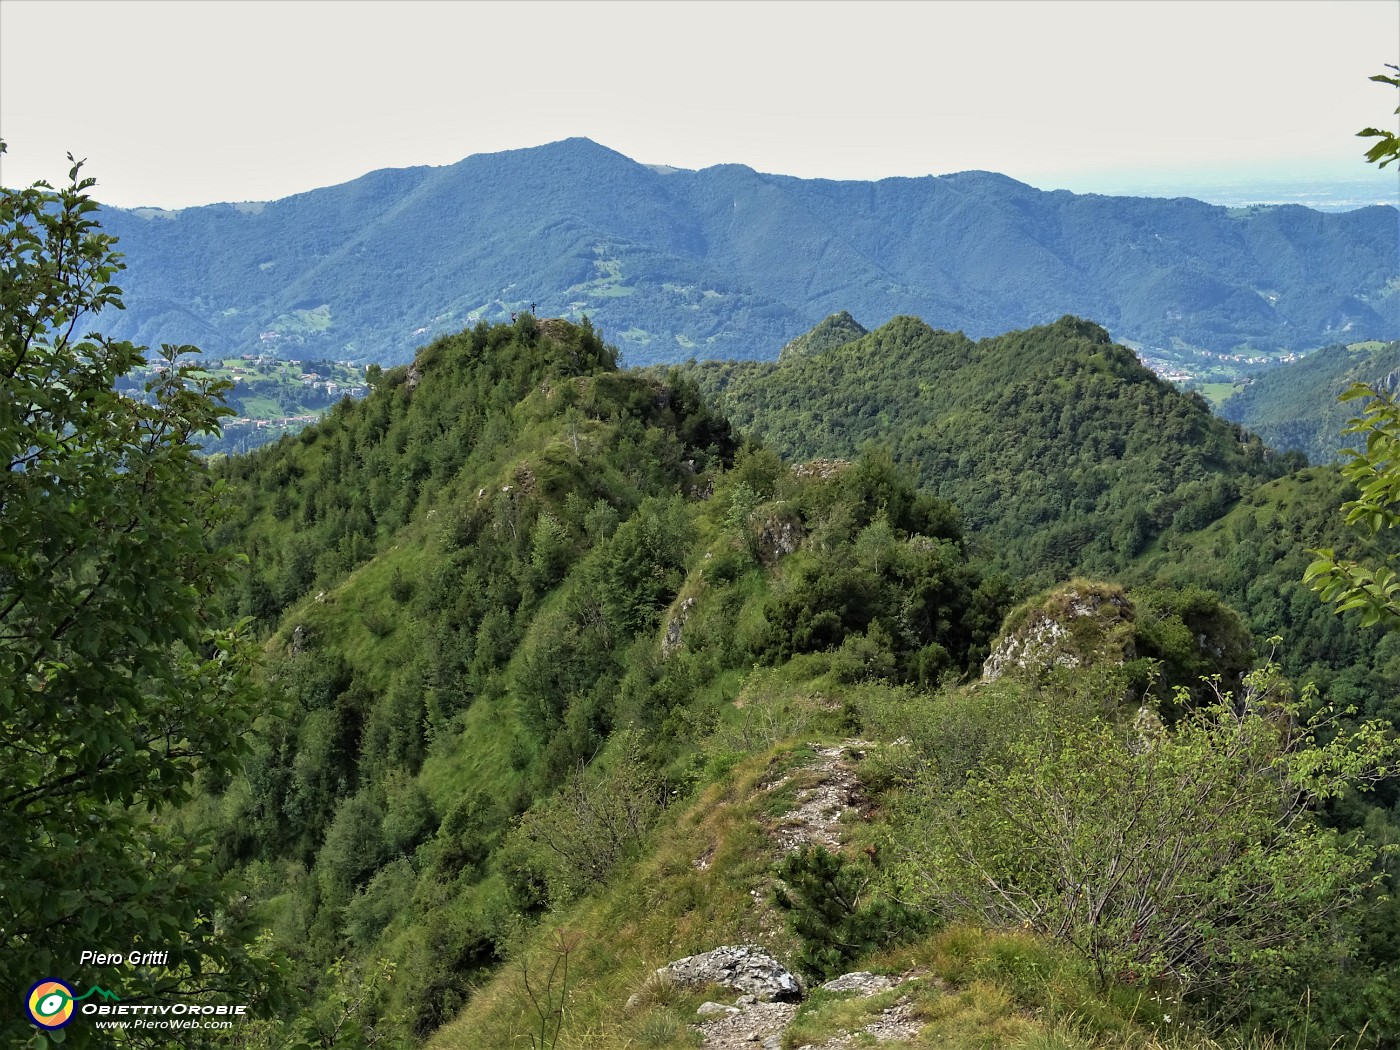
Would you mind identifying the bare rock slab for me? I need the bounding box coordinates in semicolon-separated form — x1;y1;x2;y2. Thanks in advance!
657;944;803;1002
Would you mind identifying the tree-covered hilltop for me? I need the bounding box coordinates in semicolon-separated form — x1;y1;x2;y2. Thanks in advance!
1220;338;1400;464
89;138;1399;367
684;314;1293;583
682;309;1400;768
208;313;727;626
777;309;869;360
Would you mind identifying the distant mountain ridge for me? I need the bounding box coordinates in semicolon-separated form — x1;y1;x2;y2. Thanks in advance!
88;137;1399;365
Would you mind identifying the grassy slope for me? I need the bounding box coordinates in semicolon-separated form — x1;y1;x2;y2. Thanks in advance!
428;703;1224;1050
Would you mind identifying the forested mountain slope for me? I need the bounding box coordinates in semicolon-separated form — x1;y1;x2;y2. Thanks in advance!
201;316;1026;1043
685;314;1292;582
186;315;1400;1048
683;311;1400;734
88;138;1399;365
1220;338;1400;463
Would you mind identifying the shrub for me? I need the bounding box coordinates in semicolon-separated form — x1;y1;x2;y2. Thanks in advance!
500;732;665;907
774;844;933;980
895;661;1399;1017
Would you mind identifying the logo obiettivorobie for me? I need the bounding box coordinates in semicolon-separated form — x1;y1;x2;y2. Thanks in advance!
26;979;76;1029
25;979;120;1029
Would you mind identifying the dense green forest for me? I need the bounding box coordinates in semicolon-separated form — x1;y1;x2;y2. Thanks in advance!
8;157;1400;1050
682;314;1299;584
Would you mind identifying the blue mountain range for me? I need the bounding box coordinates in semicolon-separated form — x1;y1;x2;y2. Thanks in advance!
91;137;1399;365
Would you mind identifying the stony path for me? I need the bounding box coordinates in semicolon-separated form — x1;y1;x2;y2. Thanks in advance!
677;741;929;1049
792;993;923;1048
693;998;798;1050
691;974;928;1050
766;741;870;854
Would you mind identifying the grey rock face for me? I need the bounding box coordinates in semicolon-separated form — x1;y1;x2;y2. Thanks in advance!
982;584;1134;681
662;595;698;658
656;945;803;1002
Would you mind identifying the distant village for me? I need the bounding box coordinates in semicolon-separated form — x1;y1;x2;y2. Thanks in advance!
215;354;368;433
1136;347;1309;387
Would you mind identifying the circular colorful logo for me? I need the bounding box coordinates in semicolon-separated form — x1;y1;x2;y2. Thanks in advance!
26;979;76;1029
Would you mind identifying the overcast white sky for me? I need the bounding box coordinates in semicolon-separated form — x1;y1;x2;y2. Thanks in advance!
1;0;1397;208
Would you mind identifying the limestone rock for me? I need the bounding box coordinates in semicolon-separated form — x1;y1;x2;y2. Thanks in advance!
663;595;698;658
791;458;850;481
697;1001;740;1018
983;579;1135;681
755;507;803;564
656;945;802;1002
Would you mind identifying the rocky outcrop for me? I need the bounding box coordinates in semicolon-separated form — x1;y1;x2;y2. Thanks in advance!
982;580;1135;681
654;945;803;1002
662;595;698;658
754;506;803;564
791;458;850;482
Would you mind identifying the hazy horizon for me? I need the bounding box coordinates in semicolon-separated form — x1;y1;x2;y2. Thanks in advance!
2;0;1396;210
87;135;1399;215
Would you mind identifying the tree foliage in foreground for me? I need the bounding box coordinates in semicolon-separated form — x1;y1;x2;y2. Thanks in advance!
1358;65;1400;169
1306;382;1400;628
1305;71;1400;629
0;147;273;1046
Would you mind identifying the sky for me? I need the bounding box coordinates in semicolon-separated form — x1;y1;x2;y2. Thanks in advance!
1;0;1397;209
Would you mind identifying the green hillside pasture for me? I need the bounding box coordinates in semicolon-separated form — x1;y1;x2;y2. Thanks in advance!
1196;382;1241;409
